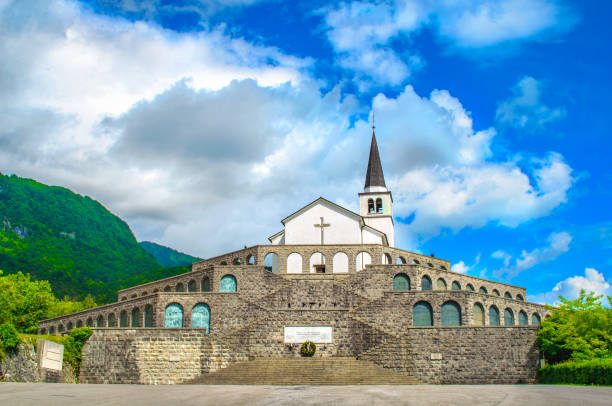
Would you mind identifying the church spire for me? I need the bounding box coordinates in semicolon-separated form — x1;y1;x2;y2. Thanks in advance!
364;118;386;190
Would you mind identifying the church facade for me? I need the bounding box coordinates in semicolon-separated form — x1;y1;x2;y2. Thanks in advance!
38;130;550;385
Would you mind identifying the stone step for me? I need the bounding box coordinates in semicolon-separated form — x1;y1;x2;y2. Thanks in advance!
188;357;420;385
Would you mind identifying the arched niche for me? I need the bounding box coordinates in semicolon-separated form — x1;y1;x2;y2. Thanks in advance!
332;252;349;273
164;303;183;328
287;252;303;274
473;303;484;326
441;301;461;326
355;251;372;272
220;275;237;292
309;252;326;273
191;303;210;333
393;273;410;290
413;302;433;326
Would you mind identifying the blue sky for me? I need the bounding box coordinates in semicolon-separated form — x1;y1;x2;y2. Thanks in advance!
0;0;610;304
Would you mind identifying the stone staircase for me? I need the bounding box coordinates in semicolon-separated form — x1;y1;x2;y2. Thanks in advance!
187;357;420;385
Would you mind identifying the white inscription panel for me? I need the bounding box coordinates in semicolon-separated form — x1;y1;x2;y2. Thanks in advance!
41;340;64;371
284;326;333;343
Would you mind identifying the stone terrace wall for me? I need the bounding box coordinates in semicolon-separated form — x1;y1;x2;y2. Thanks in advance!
80;329;248;384
360;327;540;384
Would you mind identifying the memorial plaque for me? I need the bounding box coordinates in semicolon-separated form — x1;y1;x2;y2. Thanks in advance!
41;340;64;371
430;353;443;360
284;326;333;343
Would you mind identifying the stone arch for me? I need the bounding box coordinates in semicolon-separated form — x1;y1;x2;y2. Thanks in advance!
131;307;141;327
121;296;127;301
309;252;326;273
141;291;148;296
201;277;211;292
76;320;83;328
264;252;279;274
220;261;228;265
489;305;500;326
232;258;241;265
393;273;410;290
532;313;541;325
220;275;237;292
120;310;128;327
356;251;372;272
441;301;462;326
153;289;159;293
332;252;349;273
479;286;488;294
436;278;447;290
504;291;512;299
108;313;116;327
368;198;375;214
68;321;74;330
176;283;184;292
516;294;525;301
504;308;515;326
421;275;432;290
164;286;171;292
473;303;485;326
439;265;447;270
426;263;434;268
413;301;433;326
164;303;183;328
130;294;137;299
191;303;210;333
492;289;500;296
381;253;392;264
40;328;47;335
96;315;104;327
412;259;420;265
247;254;255;265
49;326;55;335
466;283;475;291
396;256;407;264
451;281;461;290
375;197;383;213
86;317;93;327
144;305;154;327
188;279;197;292
287;252;303;274
58;325;64;333
519;310;528;325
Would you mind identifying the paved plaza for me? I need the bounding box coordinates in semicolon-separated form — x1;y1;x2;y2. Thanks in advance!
1;383;610;406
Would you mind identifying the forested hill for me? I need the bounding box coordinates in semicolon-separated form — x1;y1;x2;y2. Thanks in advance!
0;173;164;302
140;241;201;267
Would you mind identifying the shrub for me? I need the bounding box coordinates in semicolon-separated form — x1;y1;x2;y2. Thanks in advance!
300;341;316;357
538;358;612;385
0;322;20;356
63;327;93;379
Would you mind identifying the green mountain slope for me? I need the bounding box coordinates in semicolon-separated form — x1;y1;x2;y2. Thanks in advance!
139;241;201;267
0;173;162;302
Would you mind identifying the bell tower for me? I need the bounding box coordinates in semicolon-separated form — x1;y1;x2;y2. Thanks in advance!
359;123;394;247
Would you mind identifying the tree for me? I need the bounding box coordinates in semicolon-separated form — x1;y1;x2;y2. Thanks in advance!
538;290;612;364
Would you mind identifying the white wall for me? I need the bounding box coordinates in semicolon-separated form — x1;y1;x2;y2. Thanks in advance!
364;217;394;247
332;252;349;273
284;202;363;245
287;252;302;274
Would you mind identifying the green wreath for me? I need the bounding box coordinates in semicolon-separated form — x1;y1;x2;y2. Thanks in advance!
300;340;316;357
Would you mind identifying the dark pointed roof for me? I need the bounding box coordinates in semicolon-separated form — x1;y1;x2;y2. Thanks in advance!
364;130;386;189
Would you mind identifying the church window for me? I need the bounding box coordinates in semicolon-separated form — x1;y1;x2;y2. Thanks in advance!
164;286;171;292
144;305;153;327
247;255;255;265
489;306;500;326
86;318;93;327
264;253;279;274
131;308;141;327
76;320;83;328
188;280;197;292
68;322;74;330
393;274;410;290
421;275;432;290
479;286;488;294
309;252;326;273
466;284;475;291
473;303;485;326
191;304;210;333
368;198;375;214
493;289;500;296
233;258;241;265
396;256;407;264
108;313;116;327
516;294;524;301
519;311;528;326
333;252;349;273
532;313;541;325
201;277;211;292
451;281;461;290
441;301;461;326
355;252;372;272
96;315;104;328
413;302;433;326
504;308;515;326
120;311;128;327
220;275;237;292
164;303;183;328
382;253;392;264
176;283;184;292
287;252;303;274
436;278;447;290
504;292;512;299
375;198;383;213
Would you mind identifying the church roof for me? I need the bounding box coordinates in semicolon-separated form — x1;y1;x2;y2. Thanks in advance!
364;130;386;189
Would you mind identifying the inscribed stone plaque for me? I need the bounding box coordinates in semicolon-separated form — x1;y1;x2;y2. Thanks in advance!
430;353;443;360
284;326;333;343
41;340;64;371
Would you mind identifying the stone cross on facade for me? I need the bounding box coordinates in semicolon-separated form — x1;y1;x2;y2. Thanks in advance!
314;217;330;244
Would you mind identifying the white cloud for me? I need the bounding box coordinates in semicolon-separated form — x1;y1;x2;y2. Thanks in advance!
452;254;481;274
529;268;612;305
496;76;567;131
493;231;572;280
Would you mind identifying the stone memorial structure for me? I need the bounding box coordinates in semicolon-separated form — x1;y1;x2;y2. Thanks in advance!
38;128;550;385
